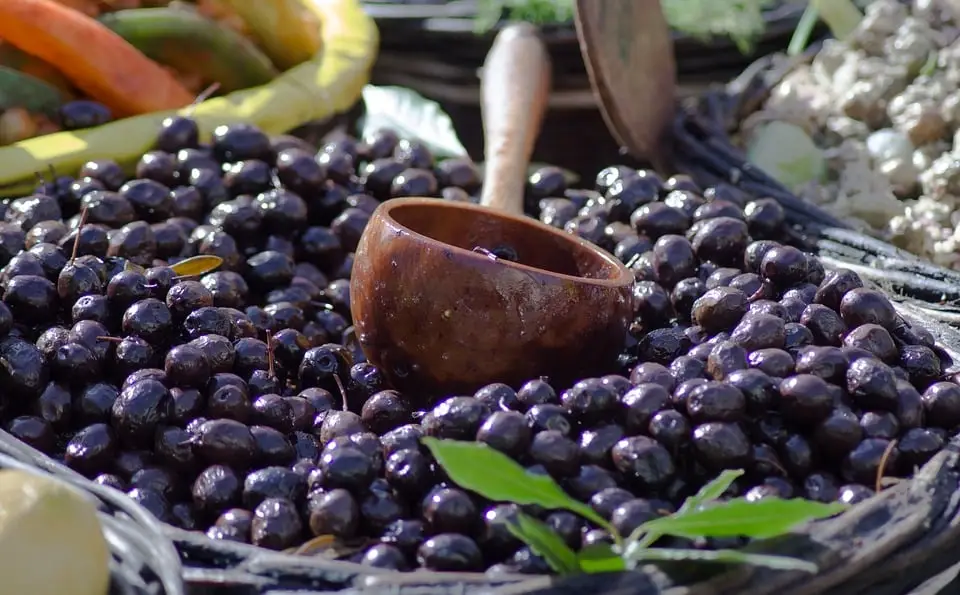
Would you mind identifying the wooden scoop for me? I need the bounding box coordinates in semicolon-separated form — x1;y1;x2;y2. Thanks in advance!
573;0;677;168
349;23;634;399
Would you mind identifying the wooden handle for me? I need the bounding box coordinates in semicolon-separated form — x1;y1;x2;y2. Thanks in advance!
478;22;551;215
574;0;675;167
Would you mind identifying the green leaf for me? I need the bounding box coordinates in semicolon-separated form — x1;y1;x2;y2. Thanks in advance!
171;255;223;277
812;0;862;41
624;547;817;573
124;261;147;274
661;0;779;55
472;0;777;55
474;0;574;33
920;50;938;77
422;438;610;530
577;543;626;573
679;470;744;514
507;512;581;575
746;121;826;191
636;498;847;540
628;469;746;546
787;4;820;57
360;86;468;160
0;66;66;116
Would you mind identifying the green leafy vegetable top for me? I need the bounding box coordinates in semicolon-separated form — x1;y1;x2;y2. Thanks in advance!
423;438;848;576
474;0;780;53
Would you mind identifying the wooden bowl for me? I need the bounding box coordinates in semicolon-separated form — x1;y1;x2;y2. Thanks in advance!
350;197;634;399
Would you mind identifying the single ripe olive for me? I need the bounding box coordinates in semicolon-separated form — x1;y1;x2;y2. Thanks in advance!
58;100;112;131
417;533;483;572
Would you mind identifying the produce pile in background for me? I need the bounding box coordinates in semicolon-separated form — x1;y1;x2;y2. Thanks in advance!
0;0;322;145
742;0;960;271
472;0;852;52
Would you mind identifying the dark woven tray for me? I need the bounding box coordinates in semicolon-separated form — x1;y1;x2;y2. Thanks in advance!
0;429;184;595
168;299;960;595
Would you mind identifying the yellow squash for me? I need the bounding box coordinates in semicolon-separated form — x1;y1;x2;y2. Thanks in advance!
217;0;323;71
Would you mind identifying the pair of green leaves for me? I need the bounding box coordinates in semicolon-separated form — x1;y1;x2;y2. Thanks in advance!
422;438;846;576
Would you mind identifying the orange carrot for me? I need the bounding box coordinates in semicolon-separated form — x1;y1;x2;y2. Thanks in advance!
0;0;194;117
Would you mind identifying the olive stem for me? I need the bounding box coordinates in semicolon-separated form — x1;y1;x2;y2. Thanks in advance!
472;247;498;262
183;82;221;118
70;206;89;263
333;373;349;412
265;329;276;380
875;438;898;493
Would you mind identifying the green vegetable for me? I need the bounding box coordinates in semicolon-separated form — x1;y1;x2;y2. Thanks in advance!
787;3;820;56
0;44;74;96
746;121;826;191
475;0;574;33
678;469;743;513
360;86;468;159
0;66;65;115
475;0;778;54
661;0;779;54
812;0;862;41
98;7;279;94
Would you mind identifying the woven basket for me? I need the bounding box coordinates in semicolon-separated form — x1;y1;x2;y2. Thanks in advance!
101;104;959;594
0;108;955;594
361;0;821;181
0;429;185;595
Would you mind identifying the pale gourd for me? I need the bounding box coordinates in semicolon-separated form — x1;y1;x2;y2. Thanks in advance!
0;469;110;595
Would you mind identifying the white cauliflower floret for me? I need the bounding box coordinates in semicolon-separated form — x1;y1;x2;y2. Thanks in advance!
852;0;909;54
886;17;937;71
920;152;960;197
824;140;905;228
762;65;833;131
742;0;960;269
912;0;960;34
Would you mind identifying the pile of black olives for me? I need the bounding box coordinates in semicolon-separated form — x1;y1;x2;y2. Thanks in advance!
0;117;956;576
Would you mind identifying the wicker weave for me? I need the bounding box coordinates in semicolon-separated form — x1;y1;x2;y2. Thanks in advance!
0;430;184;595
